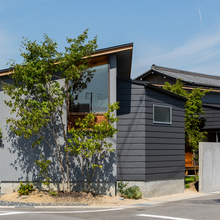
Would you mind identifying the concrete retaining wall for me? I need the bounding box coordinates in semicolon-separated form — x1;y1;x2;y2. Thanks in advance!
117;179;184;198
199;142;220;193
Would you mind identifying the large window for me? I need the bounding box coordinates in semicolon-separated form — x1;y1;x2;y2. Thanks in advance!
69;64;108;113
153;104;172;124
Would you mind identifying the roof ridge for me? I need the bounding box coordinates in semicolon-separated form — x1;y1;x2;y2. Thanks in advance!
151;64;220;80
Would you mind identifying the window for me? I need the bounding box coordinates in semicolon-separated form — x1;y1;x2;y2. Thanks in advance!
153;105;172;124
69;64;108;113
206;131;220;142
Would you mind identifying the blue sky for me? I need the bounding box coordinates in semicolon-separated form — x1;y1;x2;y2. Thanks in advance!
1;0;220;78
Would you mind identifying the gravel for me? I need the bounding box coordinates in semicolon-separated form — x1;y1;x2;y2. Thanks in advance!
0;193;88;207
0;200;88;207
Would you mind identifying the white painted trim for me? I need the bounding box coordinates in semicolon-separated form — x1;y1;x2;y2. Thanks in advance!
153;104;172;124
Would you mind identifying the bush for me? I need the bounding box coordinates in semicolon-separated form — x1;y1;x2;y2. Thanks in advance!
118;181;142;199
117;180;129;195
18;182;33;195
123;185;142;199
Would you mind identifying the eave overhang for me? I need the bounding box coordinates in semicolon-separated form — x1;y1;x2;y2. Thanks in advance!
0;43;133;79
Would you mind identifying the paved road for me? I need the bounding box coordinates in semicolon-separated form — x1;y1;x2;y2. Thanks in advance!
0;193;220;219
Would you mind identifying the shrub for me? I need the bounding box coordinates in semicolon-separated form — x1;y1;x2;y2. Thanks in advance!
18;182;33;195
118;181;142;199
123;185;142;199
117;180;129;195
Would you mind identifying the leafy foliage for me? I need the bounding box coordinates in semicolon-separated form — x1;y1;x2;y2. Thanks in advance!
163;80;209;180
163;79;209;150
117;180;129;195
117;181;142;199
35;154;51;190
185;175;198;188
68;102;119;192
49;190;58;196
2;30;97;191
18;182;33;195
123;186;142;199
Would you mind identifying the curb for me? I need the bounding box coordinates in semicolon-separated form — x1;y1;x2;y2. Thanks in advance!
0;191;220;209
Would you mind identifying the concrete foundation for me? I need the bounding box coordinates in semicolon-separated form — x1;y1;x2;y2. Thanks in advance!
1;181;116;196
199;142;220;193
117;179;184;198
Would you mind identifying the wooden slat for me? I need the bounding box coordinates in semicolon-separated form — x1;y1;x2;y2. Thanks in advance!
68;114;105;129
185;152;193;167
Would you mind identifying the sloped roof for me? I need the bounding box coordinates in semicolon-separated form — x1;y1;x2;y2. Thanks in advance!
0;43;133;79
135;64;220;88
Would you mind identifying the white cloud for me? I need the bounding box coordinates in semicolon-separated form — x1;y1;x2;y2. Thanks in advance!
132;31;220;78
198;1;203;27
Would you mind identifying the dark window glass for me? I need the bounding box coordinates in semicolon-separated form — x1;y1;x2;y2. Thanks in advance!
69;64;108;113
207;132;216;142
206;131;220;142
153;105;171;124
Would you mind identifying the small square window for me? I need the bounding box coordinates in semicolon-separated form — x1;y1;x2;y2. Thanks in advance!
153;105;172;124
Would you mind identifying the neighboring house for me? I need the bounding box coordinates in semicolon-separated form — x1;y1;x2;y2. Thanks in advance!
135;64;220;139
135;64;220;172
0;45;186;197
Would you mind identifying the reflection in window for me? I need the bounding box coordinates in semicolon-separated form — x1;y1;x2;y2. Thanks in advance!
153;105;172;124
69;64;108;113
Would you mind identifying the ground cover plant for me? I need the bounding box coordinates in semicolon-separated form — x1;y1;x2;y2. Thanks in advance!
185;175;199;188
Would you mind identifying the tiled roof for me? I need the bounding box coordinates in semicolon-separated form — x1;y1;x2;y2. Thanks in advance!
138;64;220;88
151;65;220;88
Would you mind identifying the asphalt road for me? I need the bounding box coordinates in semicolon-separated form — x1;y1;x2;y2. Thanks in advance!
0;193;220;220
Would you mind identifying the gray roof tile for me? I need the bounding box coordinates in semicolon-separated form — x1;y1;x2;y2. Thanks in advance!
151;65;220;88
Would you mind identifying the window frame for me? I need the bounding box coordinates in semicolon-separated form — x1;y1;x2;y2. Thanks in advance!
68;63;109;114
153;104;172;124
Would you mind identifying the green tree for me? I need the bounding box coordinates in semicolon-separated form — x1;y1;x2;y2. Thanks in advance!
163;79;209;180
2;29;97;192
68;102;119;192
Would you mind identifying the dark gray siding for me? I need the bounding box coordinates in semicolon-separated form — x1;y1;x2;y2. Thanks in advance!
117;79;146;181
145;87;185;181
117;79;185;182
202;105;220;130
202;92;220;105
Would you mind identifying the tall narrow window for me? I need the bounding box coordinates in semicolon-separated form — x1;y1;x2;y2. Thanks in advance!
153;105;172;124
69;64;108;113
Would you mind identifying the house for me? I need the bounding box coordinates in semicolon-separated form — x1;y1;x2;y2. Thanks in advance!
135;64;220;172
117;78;186;197
0;45;186;197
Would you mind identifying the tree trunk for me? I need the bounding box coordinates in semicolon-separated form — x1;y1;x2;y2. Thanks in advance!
193;152;198;181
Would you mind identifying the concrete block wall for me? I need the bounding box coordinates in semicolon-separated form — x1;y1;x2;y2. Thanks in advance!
117;179;184;198
199;142;220;193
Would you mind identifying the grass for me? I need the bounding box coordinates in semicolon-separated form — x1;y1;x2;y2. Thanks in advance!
185;175;199;188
